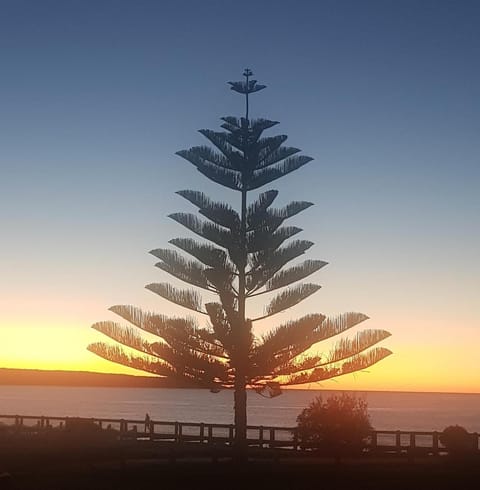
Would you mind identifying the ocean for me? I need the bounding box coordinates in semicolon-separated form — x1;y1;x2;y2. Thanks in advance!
0;386;479;432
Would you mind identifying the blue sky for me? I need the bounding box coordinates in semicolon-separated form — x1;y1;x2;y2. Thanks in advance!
0;0;479;391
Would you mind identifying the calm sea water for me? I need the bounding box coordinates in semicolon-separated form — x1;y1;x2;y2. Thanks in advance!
0;386;479;432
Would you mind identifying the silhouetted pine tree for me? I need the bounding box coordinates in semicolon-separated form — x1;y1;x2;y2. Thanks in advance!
88;69;392;449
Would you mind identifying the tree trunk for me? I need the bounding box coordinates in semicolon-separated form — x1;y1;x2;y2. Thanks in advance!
234;367;247;450
234;186;248;460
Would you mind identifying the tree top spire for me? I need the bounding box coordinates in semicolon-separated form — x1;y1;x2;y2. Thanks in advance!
228;68;266;121
228;68;266;94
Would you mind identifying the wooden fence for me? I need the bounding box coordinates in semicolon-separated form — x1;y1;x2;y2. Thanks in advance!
1;414;479;455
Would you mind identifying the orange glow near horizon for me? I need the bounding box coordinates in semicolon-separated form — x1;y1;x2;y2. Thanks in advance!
1;258;478;394
1;318;479;394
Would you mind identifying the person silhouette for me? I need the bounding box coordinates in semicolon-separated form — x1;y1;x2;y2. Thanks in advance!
144;413;150;433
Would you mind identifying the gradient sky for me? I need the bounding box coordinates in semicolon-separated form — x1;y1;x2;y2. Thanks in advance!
0;0;479;393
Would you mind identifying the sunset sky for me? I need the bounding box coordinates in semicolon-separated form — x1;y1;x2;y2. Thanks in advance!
0;0;479;394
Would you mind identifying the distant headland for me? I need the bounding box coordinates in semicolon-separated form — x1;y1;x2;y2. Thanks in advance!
0;368;193;388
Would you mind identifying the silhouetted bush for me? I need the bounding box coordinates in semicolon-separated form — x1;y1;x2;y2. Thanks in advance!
440;425;476;455
295;393;372;455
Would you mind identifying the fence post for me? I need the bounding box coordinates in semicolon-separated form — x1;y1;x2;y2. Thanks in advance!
292;428;298;451
149;421;154;441
371;431;378;452
407;432;416;463
259;426;264;447
409;432;416;450
229;425;234;445
175;422;183;444
396;431;402;454
432;431;439;455
269;428;275;449
208;425;213;444
473;432;479;452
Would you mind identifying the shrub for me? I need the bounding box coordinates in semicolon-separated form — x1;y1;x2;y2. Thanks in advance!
440;425;476;455
295;393;372;455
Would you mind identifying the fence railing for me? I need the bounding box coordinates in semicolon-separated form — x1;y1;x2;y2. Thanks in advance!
1;414;479;455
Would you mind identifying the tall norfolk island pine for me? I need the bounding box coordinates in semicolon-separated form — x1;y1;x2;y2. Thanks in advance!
89;70;392;446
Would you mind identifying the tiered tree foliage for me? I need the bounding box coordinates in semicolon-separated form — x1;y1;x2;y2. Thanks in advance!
88;70;392;447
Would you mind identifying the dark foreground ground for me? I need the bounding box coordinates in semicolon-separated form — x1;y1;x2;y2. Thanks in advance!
1;439;479;490
2;457;480;490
